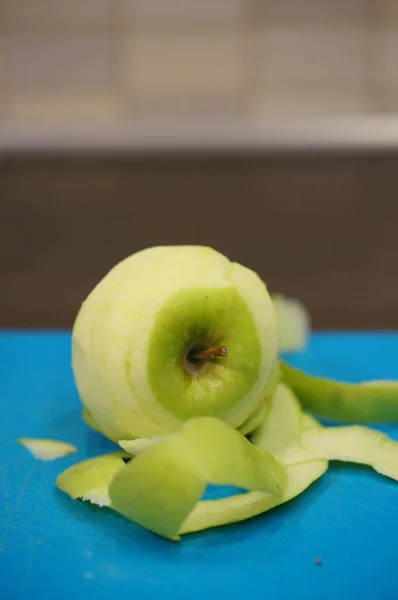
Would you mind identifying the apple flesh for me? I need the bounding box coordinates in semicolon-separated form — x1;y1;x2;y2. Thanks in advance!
72;246;279;442
250;383;302;456
272;294;310;352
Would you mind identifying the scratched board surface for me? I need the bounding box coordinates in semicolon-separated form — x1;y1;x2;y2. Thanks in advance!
1;331;398;600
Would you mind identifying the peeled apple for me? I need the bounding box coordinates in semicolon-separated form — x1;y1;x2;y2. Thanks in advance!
72;246;279;442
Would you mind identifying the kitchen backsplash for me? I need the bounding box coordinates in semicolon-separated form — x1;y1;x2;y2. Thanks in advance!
0;0;397;122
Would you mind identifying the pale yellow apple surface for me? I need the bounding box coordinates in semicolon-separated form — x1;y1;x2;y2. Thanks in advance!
72;246;279;442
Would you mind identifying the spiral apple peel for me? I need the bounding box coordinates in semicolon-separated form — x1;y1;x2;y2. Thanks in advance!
51;245;398;540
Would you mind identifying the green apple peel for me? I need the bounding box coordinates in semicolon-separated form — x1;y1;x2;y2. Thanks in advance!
108;417;287;540
51;245;398;540
281;362;398;423
56;452;127;503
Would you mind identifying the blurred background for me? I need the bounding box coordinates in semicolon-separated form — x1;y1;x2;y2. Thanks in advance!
1;1;398;330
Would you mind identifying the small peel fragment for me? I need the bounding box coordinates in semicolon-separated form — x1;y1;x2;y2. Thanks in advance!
119;437;161;455
56;451;126;503
18;438;77;461
281;425;398;482
109;417;287;540
180;459;327;535
272;294;310;352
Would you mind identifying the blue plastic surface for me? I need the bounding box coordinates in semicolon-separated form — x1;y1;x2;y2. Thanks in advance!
1;331;398;600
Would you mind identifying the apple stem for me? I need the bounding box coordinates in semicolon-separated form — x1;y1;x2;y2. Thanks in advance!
189;346;228;361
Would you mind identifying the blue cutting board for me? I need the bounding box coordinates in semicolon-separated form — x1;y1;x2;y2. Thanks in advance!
1;331;398;600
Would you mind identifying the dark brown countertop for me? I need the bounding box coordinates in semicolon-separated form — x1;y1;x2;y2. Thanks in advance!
1;151;397;329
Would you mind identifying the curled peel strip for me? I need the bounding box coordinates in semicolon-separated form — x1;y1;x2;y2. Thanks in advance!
281;362;398;423
56;452;127;503
281;425;398;482
109;417;287;540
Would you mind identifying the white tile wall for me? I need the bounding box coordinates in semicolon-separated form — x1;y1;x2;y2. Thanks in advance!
372;29;398;110
5;34;115;89
4;90;120;121
255;0;370;23
123;0;245;28
252;85;366;116
0;0;396;122
0;37;5;88
254;28;366;85
375;30;398;83
379;0;398;25
124;32;245;116
4;0;112;32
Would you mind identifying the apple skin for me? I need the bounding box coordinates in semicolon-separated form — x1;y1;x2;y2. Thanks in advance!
72;246;279;442
108;416;287;540
281;362;398;423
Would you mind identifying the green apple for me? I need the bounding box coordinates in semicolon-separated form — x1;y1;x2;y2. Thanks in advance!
72;246;279;442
